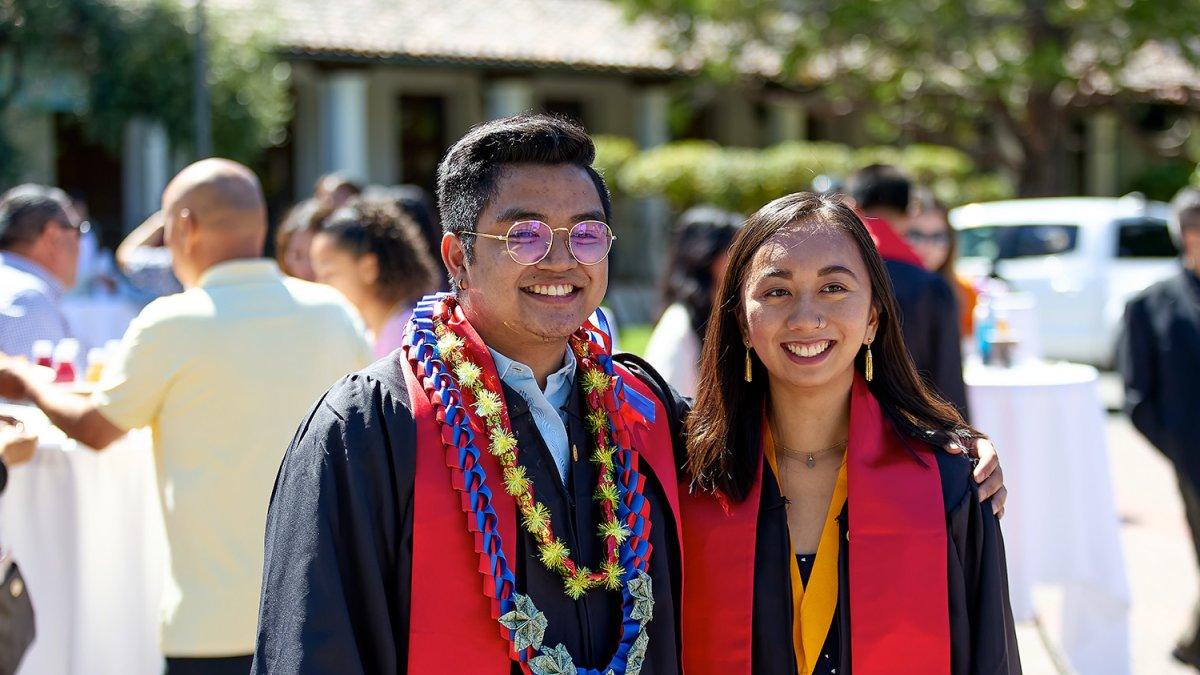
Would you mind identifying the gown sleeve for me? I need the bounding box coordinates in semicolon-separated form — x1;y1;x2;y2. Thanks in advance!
252;370;416;675
945;454;1022;675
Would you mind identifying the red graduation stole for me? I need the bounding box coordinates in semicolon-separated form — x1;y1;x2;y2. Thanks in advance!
401;308;682;674
862;214;925;268
679;375;950;675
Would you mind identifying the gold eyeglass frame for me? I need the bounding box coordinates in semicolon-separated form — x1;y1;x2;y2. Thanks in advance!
463;220;617;266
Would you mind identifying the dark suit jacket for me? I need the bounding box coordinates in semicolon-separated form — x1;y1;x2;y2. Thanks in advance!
885;260;971;419
1118;268;1200;488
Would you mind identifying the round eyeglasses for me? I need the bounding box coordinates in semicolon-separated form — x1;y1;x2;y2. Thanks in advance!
463;220;616;266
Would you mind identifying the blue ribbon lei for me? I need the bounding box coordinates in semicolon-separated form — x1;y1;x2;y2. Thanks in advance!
404;294;655;675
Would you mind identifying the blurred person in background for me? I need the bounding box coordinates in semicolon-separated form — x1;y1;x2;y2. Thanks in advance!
846;165;969;418
363;183;447;286
1119;186;1200;669
0;415;36;493
0;184;81;359
69;191;119;295
117;211;185;300
310;197;439;357
644;205;741;397
0;413;36;674
0;158;373;675
910;190;978;337
313;173;362;211
273;199;327;281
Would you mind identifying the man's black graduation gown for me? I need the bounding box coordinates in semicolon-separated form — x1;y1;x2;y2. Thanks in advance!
251;355;683;674
748;427;1022;675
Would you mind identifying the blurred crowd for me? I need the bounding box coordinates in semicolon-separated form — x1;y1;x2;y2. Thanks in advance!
0;164;446;672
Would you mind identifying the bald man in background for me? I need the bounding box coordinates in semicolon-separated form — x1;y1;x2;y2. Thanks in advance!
0;159;374;674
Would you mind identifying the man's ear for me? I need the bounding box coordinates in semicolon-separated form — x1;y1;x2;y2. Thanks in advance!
442;232;467;287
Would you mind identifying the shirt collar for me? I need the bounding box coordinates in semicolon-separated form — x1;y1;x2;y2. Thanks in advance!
489;346;577;398
197;258;283;288
0;251;64;297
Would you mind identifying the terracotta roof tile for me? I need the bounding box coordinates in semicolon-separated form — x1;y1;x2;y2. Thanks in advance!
209;0;715;75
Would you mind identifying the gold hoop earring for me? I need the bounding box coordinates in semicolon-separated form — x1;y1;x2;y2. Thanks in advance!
744;346;753;383
864;343;874;382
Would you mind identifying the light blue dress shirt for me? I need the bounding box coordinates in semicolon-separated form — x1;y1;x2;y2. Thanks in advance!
489;347;577;483
0;251;71;358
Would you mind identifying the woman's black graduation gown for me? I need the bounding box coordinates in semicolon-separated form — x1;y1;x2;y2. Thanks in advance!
750;429;1022;675
251;355;685;674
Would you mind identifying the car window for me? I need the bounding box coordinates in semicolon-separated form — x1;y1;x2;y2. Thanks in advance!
1115;218;1178;258
958;224;1080;260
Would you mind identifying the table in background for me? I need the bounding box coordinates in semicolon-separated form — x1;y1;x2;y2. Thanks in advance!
0;403;166;675
966;362;1130;675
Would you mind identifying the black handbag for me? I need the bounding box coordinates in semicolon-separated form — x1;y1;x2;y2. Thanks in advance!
0;559;34;675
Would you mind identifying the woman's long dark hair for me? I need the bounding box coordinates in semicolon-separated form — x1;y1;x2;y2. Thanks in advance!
660;205;742;339
321;197;439;306
685;192;979;502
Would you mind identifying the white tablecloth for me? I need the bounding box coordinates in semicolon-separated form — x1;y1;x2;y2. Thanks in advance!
0;404;166;675
966;362;1131;675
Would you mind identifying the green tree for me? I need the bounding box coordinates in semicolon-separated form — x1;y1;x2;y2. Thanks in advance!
621;0;1200;197
0;0;289;182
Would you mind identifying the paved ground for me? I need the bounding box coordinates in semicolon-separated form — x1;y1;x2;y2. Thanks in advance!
1015;394;1198;674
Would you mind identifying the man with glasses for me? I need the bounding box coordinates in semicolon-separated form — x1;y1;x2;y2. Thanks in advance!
0;184;83;359
252;114;689;675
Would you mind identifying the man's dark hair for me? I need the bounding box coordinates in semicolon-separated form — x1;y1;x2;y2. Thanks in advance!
435;113;612;267
846;164;912;214
0;183;73;250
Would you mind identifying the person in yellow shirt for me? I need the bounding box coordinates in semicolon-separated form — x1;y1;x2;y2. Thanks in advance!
0;159;374;674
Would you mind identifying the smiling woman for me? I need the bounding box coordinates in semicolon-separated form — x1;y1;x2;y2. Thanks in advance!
678;192;1020;675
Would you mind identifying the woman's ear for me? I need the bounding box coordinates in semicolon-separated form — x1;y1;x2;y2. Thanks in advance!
358;252;380;286
866;301;881;344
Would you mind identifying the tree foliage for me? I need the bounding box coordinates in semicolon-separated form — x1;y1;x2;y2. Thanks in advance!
0;0;289;182
621;0;1200;197
615;138;1013;213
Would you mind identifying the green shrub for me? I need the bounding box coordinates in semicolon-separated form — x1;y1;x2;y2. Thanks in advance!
1125;161;1194;202
615;138;1005;211
617;141;722;208
592;136;639;195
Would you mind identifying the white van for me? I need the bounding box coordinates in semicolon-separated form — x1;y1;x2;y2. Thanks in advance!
950;195;1180;367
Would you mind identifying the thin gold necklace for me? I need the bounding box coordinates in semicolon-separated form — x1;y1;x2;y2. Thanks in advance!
775;437;848;469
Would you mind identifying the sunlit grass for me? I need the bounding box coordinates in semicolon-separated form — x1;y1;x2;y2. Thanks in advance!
618;324;653;358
